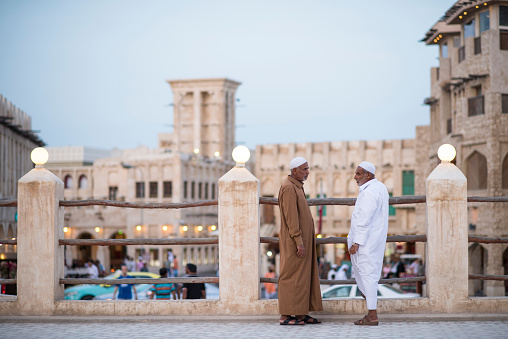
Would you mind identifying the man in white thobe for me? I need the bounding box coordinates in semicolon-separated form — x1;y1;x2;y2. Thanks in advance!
347;161;389;326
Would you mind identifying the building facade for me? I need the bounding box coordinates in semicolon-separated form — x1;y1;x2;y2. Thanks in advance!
419;0;508;296
255;139;417;267
0;94;44;261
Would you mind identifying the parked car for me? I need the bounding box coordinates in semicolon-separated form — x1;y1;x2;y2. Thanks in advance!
321;284;420;299
64;271;159;300
96;282;220;300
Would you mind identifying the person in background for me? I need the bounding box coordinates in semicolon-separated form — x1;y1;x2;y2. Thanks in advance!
382;263;392;279
124;256;136;272
150;267;176;300
173;255;179;277
86;259;99;279
95;259;105;277
182;263;206;299
113;264;138;300
409;259;420;275
136;256;144;272
327;264;339;280
336;264;349;280
263;265;277;299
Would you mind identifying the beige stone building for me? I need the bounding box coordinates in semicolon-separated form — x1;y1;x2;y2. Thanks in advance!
45;79;241;275
419;0;508;296
0;94;44;261
255;140;417;266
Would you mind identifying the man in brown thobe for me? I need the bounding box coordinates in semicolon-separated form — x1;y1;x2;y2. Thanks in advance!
278;157;323;325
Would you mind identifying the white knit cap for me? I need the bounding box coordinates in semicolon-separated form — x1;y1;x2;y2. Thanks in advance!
358;161;376;175
289;157;308;169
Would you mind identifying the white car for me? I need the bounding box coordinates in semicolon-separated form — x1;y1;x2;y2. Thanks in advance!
321;284;420;299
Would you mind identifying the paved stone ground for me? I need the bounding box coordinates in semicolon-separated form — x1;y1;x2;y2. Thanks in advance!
1;315;508;339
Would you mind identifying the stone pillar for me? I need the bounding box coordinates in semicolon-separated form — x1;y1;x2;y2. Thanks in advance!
218;165;260;304
17;167;64;315
425;162;468;312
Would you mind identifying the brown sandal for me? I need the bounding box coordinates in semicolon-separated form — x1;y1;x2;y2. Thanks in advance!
354;316;379;326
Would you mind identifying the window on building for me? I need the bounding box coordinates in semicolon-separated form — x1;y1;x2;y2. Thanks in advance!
78;175;88;189
501;31;508;50
466;151;488;190
204;183;209;199
447;118;452;134
500;5;508;27
402;171;415;195
502;94;508;113
64;175;73;189
136;182;145;198
458;46;465;63
468;94;485;116
464;19;475;38
183;181;188;199
109;186;118;200
480;10;490;32
211;183;216;199
442;43;448;58
191;181;195;199
198;182;202;199
149;182;158;198
502;153;508;189
474;37;481;54
389;193;396;216
163;181;172;198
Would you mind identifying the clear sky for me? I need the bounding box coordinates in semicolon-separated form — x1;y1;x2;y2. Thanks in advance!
0;0;457;150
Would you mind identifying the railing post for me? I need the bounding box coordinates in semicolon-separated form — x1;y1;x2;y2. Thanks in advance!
17;167;64;315
218;165;260;307
425;161;468;312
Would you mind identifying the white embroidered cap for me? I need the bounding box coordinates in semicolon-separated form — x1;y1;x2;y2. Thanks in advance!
358;161;376;175
289;157;308;169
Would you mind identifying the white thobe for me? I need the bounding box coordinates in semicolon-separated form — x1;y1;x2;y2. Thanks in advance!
336;265;349;280
347;178;389;310
327;269;338;280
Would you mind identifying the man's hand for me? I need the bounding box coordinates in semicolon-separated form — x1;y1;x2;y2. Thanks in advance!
296;244;305;257
349;243;359;255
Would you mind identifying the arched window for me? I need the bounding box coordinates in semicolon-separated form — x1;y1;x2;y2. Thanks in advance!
502;153;508;189
64;175;73;189
466;151;488;190
78;175;88;189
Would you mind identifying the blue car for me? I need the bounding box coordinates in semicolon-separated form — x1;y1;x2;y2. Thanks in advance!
64;271;159;300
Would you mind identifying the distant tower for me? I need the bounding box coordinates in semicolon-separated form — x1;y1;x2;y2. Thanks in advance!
167;78;241;160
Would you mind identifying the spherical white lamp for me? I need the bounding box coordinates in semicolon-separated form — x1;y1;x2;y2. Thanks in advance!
30;147;49;167
438;144;456;163
232;145;250;167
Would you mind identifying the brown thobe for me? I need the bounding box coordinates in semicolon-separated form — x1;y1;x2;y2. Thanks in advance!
278;176;323;315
